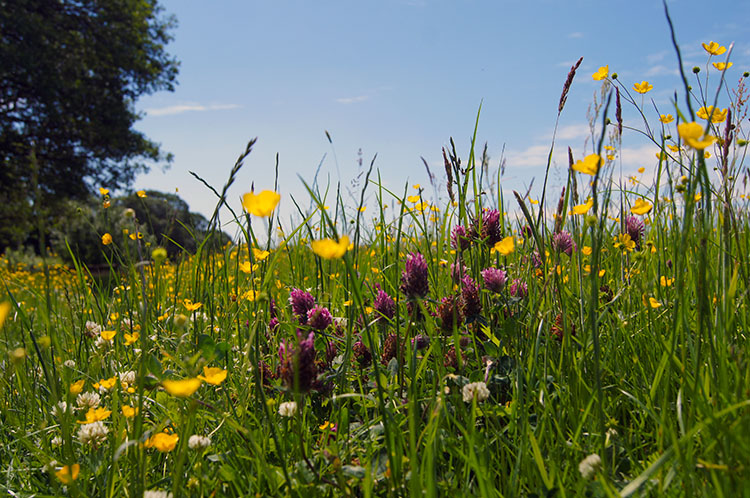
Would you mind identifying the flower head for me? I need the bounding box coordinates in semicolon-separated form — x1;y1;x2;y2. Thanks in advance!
162;378;202;397
572;198;593;215
460;275;482;320
462;381;490;403
660;114;674;124
614;233;636;253
78;421;108;446
278;331;317;392
436;296;463;332
702;41;726;56
136;190;147;198
101;233;113;246
451;225;471;251
144;432;179;452
712;62;733;71
551;231;576;256
278;401;298;417
572;154;603;176
481;267;507;293
400;252;429;299
625;216;645;245
197;366;227;386
510;279;528;299
579;453;602;479
306;305;333;331
632;81;653;94
592;65;609;81
242;190;281;217
373;287;396;320
697;106;728;123
630;198;653;215
289;288;316;324
55;464;80;484
678;122;717;150
311;235;349;259
493;236;515;256
188;434;212;450
477;209;503;246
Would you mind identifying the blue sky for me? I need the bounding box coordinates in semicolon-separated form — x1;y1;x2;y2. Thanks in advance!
133;0;750;227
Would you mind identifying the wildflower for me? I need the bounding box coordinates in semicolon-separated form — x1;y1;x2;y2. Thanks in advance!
278;401;298;417
188;434;212;450
101;233;113;245
306;305;333;331
198;366;227;386
572;198;593;215
123;207;135;218
459;276;481;320
625;216;645;245
99;187;109;195
632;81;653;94
678;122;717;150
614;233;636;253
493;236;515;256
76;391;100;410
278;332;317;392
144;491;173;498
381;333;403;365
659;114;674;124
97;376;117;392
100;329;116;341
578;453;602;479
78;421;109;446
646;296;662;308
551;231;576;256
373;286;396;320
151;247;167;263
412;334;430;350
630;198;653;215
78;406;112;424
252;247;270;261
551;314;575;341
462;381;490;403
481;267;507;293
510;279;528;299
163;378;202;397
712;62;733;71
311;235;349;259
144;432;179;452
702;41;726;56
592;65;609;81
0;301;9;330
289;288;316;324
476;209;503;246
51;401;69;417
121;405;138;418
242;190;281;217
400;252;429;299
70;379;86;395
572;154;603;176
451;225;471;251
136;190;147;198
660;276;673;287
182;299;202;312
353;340;372;368
697;106;728;123
55;463;80;484
124;332;139;345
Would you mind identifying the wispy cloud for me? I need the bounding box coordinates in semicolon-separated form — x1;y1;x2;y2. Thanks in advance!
335;95;370;104
645;64;679;77
145;103;241;117
568;32;584;39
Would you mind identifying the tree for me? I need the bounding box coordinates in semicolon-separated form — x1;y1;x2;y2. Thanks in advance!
0;0;179;252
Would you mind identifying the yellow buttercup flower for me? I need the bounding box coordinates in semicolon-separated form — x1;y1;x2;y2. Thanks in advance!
702;41;726;56
678;122;717;150
252;248;270;261
572;198;594;215
182;299;202;312
100;330;116;341
70;379;85;395
311;235;350;259
659;114;674;124
0;301;10;330
242;190;281;217
122;405;138;418
712;62;733;71
124;332;139;346
592;65;609;81
696;106;727;123
632;81;653;94
144;432;179;452
197;366;227;386
136;190;147;198
55;464;80;484
493;236;515;256
660;276;673;287
572;154;603;176
78;406;112;424
163;378;202;397
614;234;636;253
99;187;109;196
101;233;113;246
98;376;117;391
238;261;253;274
582;246;592;256
631;198;653;215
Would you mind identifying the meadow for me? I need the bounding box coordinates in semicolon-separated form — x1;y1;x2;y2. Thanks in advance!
1;33;749;497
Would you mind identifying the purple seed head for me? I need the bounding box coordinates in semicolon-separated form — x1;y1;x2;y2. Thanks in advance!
451;225;471;251
401;252;429;299
481;267;507;293
307;305;333;331
289;288;316;324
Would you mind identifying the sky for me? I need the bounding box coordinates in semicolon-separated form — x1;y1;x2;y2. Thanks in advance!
132;0;750;230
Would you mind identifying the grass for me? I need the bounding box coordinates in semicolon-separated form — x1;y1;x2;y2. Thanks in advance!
1;17;750;498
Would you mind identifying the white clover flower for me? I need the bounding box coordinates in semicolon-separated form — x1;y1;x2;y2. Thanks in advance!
63;359;76;368
278;401;298;417
51;436;62;446
43;459;59;473
76;391;101;410
462;381;490;403
85;321;102;336
188;434;211;450
143;491;172;498
94;336;111;350
119;370;136;385
578;453;602;479
78;421;109;446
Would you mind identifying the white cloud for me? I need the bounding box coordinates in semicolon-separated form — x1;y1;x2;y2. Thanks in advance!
645;64;679;77
568;32;584;39
335;95;370;104
145;103;240;117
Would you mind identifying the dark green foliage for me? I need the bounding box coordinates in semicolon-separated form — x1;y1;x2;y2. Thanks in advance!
0;0;179;252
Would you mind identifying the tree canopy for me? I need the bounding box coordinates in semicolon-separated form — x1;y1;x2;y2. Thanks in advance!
0;0;179;251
